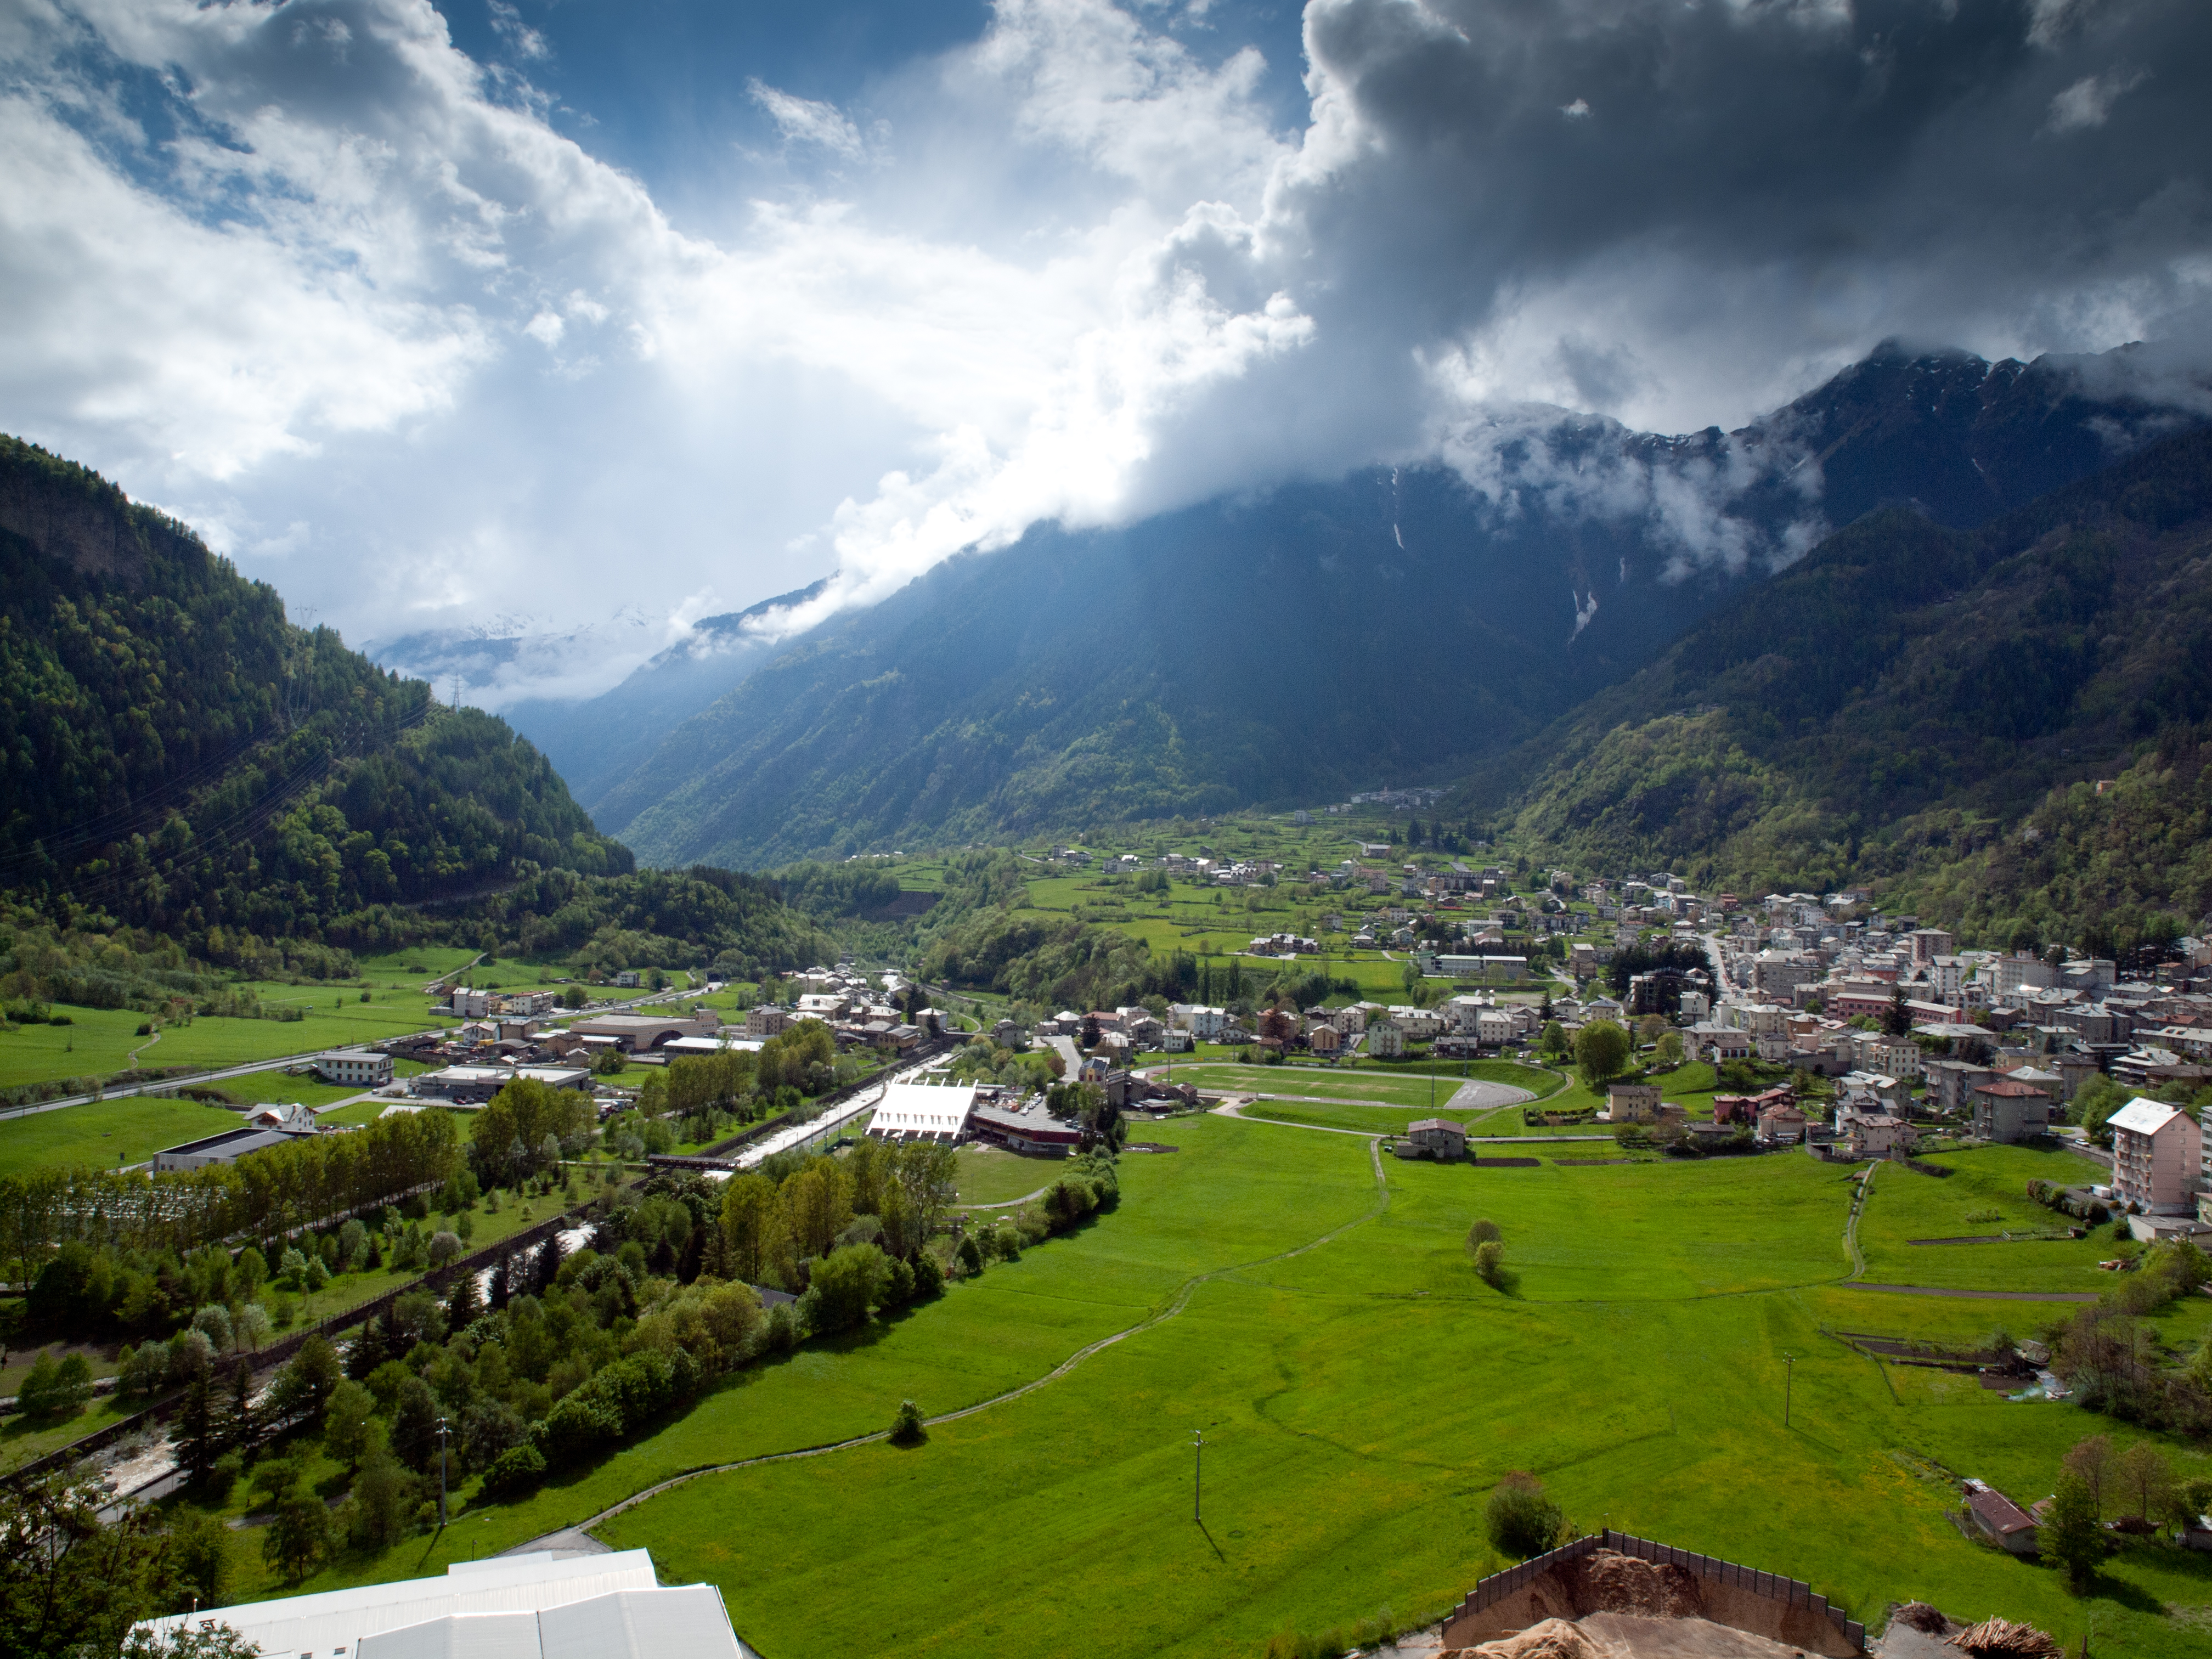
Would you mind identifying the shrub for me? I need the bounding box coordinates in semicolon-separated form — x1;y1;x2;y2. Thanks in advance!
889;1399;927;1447
1485;1472;1564;1560
481;1442;548;1500
1467;1220;1503;1248
955;1235;985;1276
1473;1240;1505;1287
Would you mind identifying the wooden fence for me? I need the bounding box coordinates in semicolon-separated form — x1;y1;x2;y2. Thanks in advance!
1446;1529;1865;1654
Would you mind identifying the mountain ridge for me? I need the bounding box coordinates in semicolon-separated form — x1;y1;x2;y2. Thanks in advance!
567;340;2203;870
1469;422;2212;945
0;435;633;947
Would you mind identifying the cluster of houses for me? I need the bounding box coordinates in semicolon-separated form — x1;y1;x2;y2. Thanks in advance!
754;964;930;1053
1536;869;2212;1220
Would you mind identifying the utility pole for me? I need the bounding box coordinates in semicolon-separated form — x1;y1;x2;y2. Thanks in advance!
1784;1354;1796;1427
437;1416;450;1526
1193;1428;1205;1522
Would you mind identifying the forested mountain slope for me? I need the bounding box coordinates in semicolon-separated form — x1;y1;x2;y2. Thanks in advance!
1476;426;2212;947
579;342;2198;870
0;437;636;949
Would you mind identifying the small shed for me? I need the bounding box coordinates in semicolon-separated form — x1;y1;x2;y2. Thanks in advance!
1961;1481;2040;1555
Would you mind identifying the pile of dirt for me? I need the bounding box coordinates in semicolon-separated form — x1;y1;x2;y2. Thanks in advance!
1894;1605;1950;1634
1949;1619;2061;1658
1459;1618;1617;1659
1561;1551;1705;1619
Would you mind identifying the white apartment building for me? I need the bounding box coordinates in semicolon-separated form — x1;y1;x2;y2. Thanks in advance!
2111;1098;2203;1216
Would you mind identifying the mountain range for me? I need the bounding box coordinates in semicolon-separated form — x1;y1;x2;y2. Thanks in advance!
503;341;2204;871
0;437;828;978
1473;423;2212;946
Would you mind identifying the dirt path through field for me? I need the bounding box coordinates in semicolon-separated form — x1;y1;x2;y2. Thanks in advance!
508;1136;1395;1555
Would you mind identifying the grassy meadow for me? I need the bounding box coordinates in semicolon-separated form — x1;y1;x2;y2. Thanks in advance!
952;1143;1062;1206
0;986;447;1094
211;1113;2212;1659
1854;1145;2131;1294
0;1096;246;1176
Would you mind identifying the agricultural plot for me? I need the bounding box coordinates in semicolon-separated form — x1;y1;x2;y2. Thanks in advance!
1160;1064;1553;1110
0;992;447;1096
0;1096;245;1176
1853;1146;2124;1293
352;947;484;983
255;1116;2212;1659
0;1005;161;1086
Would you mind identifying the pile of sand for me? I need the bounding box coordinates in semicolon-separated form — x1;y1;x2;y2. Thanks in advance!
1459;1618;1617;1659
1948;1619;2061;1658
1446;1612;1815;1659
1560;1551;1705;1620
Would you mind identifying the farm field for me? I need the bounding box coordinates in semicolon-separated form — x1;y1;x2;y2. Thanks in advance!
952;1143;1059;1206
1159;1063;1555;1110
352;947;483;983
0;1096;245;1175
1234;1101;1612;1139
0;990;447;1094
1854;1144;2123;1293
234;1114;2212;1659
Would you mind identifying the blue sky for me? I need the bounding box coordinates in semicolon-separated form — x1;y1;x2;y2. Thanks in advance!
3;0;2208;706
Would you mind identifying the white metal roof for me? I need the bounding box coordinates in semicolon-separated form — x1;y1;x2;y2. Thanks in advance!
870;1081;976;1136
134;1550;672;1659
357;1586;744;1659
2110;1097;2189;1138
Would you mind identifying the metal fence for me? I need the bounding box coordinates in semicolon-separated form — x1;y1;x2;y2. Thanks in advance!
1447;1529;1865;1654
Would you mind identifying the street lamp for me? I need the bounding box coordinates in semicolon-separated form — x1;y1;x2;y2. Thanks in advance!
1193;1428;1206;1523
436;1416;451;1526
1783;1354;1795;1427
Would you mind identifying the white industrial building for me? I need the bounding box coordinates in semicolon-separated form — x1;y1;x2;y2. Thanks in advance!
866;1081;977;1142
131;1549;753;1659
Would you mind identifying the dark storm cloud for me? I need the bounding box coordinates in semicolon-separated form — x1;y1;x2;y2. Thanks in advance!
1290;0;2212;344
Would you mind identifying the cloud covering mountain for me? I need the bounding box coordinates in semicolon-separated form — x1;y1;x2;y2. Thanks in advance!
3;0;2209;702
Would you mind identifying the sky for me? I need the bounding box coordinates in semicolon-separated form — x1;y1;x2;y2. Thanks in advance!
4;0;2210;706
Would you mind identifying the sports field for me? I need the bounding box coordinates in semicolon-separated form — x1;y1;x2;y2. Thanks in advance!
241;1113;2212;1658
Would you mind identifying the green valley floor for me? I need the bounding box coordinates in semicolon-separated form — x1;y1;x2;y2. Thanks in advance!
259;1122;2212;1658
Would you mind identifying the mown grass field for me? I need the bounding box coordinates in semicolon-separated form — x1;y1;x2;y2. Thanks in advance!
218;1114;2212;1659
1854;1144;2125;1294
0;1096;245;1175
952;1143;1060;1206
1161;1062;1558;1110
1235;1101;1614;1139
0;989;447;1093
